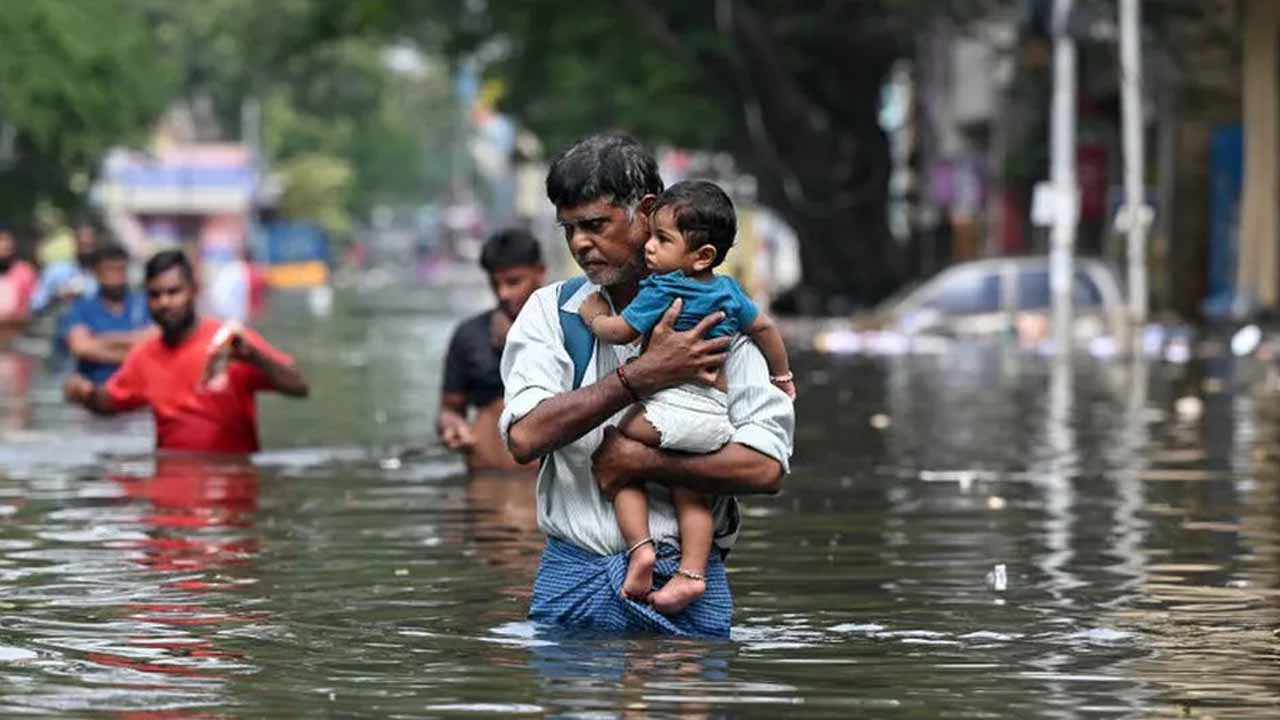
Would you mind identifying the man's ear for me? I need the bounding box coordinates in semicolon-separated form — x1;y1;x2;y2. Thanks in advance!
637;194;658;216
691;244;719;272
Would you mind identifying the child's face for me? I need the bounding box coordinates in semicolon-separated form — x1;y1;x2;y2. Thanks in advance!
644;206;713;274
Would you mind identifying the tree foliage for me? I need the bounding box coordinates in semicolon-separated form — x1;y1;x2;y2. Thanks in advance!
145;0;457;240
340;0;1000;309
0;0;174;235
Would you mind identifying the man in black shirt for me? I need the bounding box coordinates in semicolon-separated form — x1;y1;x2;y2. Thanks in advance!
438;228;545;470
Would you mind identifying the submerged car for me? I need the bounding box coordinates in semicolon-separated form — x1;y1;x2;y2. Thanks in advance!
862;256;1128;346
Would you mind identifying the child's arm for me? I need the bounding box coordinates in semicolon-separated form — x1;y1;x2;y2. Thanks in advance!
579;291;642;344
744;311;796;399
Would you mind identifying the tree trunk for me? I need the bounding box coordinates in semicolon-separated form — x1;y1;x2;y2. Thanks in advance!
732;111;900;315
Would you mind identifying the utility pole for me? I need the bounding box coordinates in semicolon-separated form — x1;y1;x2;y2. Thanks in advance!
1050;0;1078;353
1119;0;1150;329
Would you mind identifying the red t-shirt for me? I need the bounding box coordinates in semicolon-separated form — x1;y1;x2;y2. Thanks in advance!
105;318;294;453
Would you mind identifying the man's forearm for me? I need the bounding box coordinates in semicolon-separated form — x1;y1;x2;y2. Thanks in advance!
245;346;309;397
99;328;153;347
637;441;784;496
71;338;130;365
506;371;635;463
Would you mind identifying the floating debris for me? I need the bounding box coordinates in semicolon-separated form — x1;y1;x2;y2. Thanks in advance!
1165;339;1192;364
1231;324;1262;357
986;496;1007;510
986;564;1008;592
1174;396;1204;422
920;469;999;493
869;414;892;430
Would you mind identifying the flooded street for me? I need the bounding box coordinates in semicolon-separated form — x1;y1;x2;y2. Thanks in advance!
2;287;1279;718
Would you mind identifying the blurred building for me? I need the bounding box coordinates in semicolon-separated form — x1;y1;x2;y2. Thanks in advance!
909;0;1280;322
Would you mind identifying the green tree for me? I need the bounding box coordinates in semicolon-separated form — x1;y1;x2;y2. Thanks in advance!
0;0;174;237
146;0;456;241
318;0;1001;309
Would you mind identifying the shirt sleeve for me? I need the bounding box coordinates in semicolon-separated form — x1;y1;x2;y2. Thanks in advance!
61;298;88;330
619;282;674;335
498;286;575;446
441;322;470;395
231;328;296;393
103;348;149;409
729;278;760;328
30;266;62;314
724;336;794;473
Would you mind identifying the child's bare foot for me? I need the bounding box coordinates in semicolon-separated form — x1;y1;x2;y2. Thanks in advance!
621;542;655;601
649;569;706;615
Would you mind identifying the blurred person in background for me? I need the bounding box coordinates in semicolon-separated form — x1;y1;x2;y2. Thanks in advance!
204;249;251;323
246;248;270;318
437;228;545;472
31;219;100;315
60;244;154;386
64;249;308;453
0;226;38;334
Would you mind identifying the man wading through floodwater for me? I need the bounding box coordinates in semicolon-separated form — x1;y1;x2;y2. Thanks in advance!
500;134;794;636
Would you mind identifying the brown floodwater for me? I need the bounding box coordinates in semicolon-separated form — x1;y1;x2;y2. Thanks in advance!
1;284;1278;718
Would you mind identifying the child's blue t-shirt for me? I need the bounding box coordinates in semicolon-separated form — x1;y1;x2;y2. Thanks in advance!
620;271;758;339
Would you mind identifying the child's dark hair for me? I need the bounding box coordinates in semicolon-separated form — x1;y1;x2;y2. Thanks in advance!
651;180;736;267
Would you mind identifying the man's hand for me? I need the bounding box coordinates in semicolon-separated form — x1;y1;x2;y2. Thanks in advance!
591;426;652;499
439;415;477;451
627;299;731;394
220;322;256;363
489;310;513;348
63;374;95;405
203;320;309;397
578;291;610;324
775;379;797;400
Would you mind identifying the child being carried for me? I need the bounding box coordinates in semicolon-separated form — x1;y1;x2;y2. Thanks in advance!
578;180;795;615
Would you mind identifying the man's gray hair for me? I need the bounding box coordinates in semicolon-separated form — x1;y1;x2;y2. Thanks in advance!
545;133;664;210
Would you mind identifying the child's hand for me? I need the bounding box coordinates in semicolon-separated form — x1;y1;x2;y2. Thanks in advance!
578;291;609;324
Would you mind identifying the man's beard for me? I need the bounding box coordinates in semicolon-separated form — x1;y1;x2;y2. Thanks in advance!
99;284;127;303
0;256;12;274
582;256;643;288
158;310;196;345
76;252;95;268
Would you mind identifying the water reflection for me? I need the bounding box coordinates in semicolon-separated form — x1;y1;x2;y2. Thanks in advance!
0;349;34;431
461;469;540;598
95;456;259;694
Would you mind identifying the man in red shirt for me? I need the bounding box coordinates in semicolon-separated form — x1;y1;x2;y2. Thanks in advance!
64;250;308;453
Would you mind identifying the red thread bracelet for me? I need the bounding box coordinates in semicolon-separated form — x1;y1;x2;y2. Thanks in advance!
616;365;640;402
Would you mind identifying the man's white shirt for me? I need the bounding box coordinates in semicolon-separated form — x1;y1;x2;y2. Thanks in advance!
499;280;795;556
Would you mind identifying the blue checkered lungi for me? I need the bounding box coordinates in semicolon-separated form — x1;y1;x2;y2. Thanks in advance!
528;537;733;638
